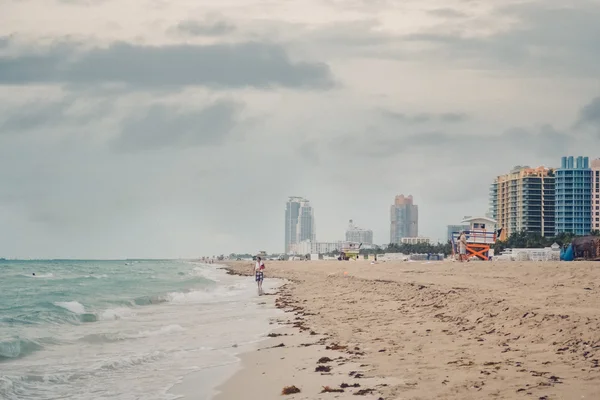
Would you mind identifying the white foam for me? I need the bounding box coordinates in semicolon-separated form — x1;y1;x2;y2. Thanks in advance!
136;324;185;338
100;307;135;320
165;288;236;304
190;266;221;282
28;273;54;278
84;274;108;279
54;301;86;315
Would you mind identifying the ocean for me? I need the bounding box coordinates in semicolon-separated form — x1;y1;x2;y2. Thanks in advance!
0;260;280;400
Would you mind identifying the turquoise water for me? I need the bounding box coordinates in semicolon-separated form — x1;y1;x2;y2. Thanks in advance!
0;260;280;400
1;260;215;359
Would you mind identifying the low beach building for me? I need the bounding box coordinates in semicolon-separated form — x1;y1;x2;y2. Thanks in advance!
400;237;430;245
295;240;341;255
345;219;373;245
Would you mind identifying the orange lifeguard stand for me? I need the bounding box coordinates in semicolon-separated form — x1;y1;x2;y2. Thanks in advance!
451;216;497;261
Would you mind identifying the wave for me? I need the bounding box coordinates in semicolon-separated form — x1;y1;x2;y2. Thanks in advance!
79;324;186;345
136;324;185;338
0;338;43;361
82;274;108;279
54;301;85;315
98;351;166;371
99;307;135;320
132;295;169;306
23;273;54;278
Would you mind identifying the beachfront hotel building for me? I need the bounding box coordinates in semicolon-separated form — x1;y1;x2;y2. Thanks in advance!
592;159;600;231
490;166;555;240
400;237;430;245
345;220;373;245
296;240;341;255
390;195;418;244
284;197;315;253
555;156;592;236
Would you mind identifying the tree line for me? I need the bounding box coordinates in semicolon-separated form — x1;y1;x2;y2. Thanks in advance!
229;230;600;260
493;230;600;254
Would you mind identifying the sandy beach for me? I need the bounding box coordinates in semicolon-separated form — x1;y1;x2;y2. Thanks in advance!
216;259;600;399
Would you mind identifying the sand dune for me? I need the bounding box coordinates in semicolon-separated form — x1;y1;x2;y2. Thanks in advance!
219;260;600;399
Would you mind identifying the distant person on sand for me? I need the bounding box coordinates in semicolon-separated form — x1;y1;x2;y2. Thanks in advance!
459;231;468;262
255;257;265;295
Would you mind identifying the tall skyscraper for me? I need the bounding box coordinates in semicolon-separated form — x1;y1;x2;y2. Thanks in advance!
284;197;315;253
592;159;600;232
555;156;592;236
390;195;418;244
345;220;373;245
296;200;315;243
285;197;302;253
490;166;555;240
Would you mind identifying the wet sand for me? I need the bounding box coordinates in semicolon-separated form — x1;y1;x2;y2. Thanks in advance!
215;259;600;399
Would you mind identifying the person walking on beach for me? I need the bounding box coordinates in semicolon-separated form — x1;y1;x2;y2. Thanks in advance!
255;257;265;295
459;231;468;262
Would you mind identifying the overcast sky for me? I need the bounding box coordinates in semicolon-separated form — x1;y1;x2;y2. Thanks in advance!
1;0;600;258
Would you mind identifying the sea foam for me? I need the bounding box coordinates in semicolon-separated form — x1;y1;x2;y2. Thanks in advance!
54;301;86;315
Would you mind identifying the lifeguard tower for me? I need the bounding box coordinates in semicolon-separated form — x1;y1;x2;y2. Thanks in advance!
339;242;361;260
451;216;497;260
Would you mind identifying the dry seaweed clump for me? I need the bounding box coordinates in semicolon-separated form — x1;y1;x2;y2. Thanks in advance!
315;365;332;372
281;385;301;395
321;386;344;393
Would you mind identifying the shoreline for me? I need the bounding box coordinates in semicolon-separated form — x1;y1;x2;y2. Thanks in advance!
212;259;600;399
213;261;394;399
166;263;285;400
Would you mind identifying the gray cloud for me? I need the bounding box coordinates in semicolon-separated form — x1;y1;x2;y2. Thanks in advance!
577;97;600;133
427;8;468;18
0;40;335;89
0;97;112;133
380;109;468;124
334;121;573;162
113;100;243;152
401;1;600;75
172;18;235;36
299;1;600;76
2;0;600;257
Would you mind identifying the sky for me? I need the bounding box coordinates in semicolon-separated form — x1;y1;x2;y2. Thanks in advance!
1;0;600;258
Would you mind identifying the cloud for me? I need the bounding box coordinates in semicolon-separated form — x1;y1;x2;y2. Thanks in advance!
427;8;468;19
2;0;600;257
333;121;574;162
400;1;600;75
380;109;468;124
112;99;243;151
0;40;335;89
0;97;113;133
172;18;235;36
576;97;600;133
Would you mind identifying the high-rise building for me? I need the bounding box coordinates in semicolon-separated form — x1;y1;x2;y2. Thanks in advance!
555;156;592;236
390;195;418;244
284;197;315;253
285;197;302;253
297;200;315;243
345;220;373;245
592;159;600;232
490;166;555;240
